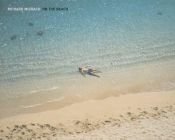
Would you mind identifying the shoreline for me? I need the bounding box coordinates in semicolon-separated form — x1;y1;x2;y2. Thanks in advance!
1;58;175;119
0;90;175;139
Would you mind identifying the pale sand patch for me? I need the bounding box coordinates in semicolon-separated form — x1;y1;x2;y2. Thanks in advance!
0;90;175;139
59;111;175;140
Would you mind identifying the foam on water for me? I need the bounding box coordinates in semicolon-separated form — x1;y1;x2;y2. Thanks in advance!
46;97;65;103
29;86;59;94
21;103;42;109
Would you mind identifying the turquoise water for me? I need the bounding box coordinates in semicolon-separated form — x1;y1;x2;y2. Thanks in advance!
0;0;175;117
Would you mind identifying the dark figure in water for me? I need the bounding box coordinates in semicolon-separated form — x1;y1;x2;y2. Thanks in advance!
157;11;163;16
78;66;101;78
36;31;44;36
10;35;17;40
28;22;34;26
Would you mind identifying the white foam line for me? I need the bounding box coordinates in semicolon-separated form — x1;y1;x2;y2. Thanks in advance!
29;86;59;94
47;97;65;103
21;103;42;109
21;97;65;109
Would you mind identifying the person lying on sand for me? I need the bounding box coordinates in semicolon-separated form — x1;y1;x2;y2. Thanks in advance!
78;66;101;78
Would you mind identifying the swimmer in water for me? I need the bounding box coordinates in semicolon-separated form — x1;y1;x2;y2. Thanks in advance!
78;66;101;78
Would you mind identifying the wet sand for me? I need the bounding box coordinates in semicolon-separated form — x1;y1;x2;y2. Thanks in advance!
0;90;175;140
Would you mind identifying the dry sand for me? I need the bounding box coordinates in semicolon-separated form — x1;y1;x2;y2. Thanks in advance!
0;90;175;140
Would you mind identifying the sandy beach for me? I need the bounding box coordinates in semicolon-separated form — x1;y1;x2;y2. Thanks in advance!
0;90;175;140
